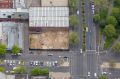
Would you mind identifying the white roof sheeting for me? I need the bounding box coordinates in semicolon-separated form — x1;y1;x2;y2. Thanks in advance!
0;9;28;13
29;7;69;27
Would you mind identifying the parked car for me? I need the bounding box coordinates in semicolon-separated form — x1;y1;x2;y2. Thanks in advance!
54;61;58;67
88;72;91;77
30;61;33;66
39;61;44;66
77;10;79;15
48;54;53;56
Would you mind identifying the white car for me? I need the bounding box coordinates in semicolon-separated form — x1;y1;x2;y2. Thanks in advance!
91;2;95;14
94;73;97;77
91;4;95;10
77;10;79;15
86;27;88;32
88;72;91;77
80;49;82;53
92;9;95;14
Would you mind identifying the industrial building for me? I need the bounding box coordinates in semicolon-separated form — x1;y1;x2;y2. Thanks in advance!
0;0;69;50
29;7;69;50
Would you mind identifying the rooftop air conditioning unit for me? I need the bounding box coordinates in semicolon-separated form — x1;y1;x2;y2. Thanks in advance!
17;8;21;12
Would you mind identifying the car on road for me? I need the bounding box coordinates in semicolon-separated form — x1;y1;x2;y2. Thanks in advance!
77;10;79;15
91;2;95;10
86;27;88;32
80;49;82;53
94;73;97;77
91;2;95;14
88;72;91;77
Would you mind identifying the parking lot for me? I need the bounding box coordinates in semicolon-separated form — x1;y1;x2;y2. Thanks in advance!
1;54;70;73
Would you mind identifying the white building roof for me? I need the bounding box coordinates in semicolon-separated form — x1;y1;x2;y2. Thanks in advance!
29;7;69;27
0;23;2;39
0;9;28;13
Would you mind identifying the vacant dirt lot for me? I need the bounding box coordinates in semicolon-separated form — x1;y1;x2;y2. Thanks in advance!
41;0;68;6
29;28;69;50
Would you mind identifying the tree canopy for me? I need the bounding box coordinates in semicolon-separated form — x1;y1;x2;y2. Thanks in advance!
114;0;120;7
69;0;77;13
112;42;120;53
107;16;117;26
13;66;26;74
31;67;49;76
0;44;7;55
11;44;21;55
112;7;120;18
99;75;108;79
0;67;5;72
69;0;77;8
69;32;79;45
103;24;116;37
93;14;101;23
69;15;78;28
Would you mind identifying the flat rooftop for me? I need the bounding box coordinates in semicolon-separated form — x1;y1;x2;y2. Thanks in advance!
29;28;69;50
0;22;24;49
29;7;69;27
41;0;68;6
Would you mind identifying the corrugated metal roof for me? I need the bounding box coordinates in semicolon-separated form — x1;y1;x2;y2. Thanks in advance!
29;7;69;27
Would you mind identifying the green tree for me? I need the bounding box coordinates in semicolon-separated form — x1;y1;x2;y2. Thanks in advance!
99;19;106;28
114;0;120;7
99;9;108;19
103;24;116;37
93;14;101;23
69;0;77;13
69;32;79;45
11;44;21;55
31;67;49;76
112;7;120;18
107;16;117;26
0;44;6;55
99;75;108;79
14;66;26;74
0;67;5;72
69;15;78;28
112;42;120;53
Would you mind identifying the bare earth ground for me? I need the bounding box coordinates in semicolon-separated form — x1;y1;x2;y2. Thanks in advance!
29;28;69;49
41;0;68;6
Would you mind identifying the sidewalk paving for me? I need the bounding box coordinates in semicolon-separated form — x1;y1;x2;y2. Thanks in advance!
101;62;120;69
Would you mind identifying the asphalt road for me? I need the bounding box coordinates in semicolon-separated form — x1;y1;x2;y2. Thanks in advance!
70;0;88;79
70;52;87;79
85;0;96;51
84;0;99;78
5;51;70;73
